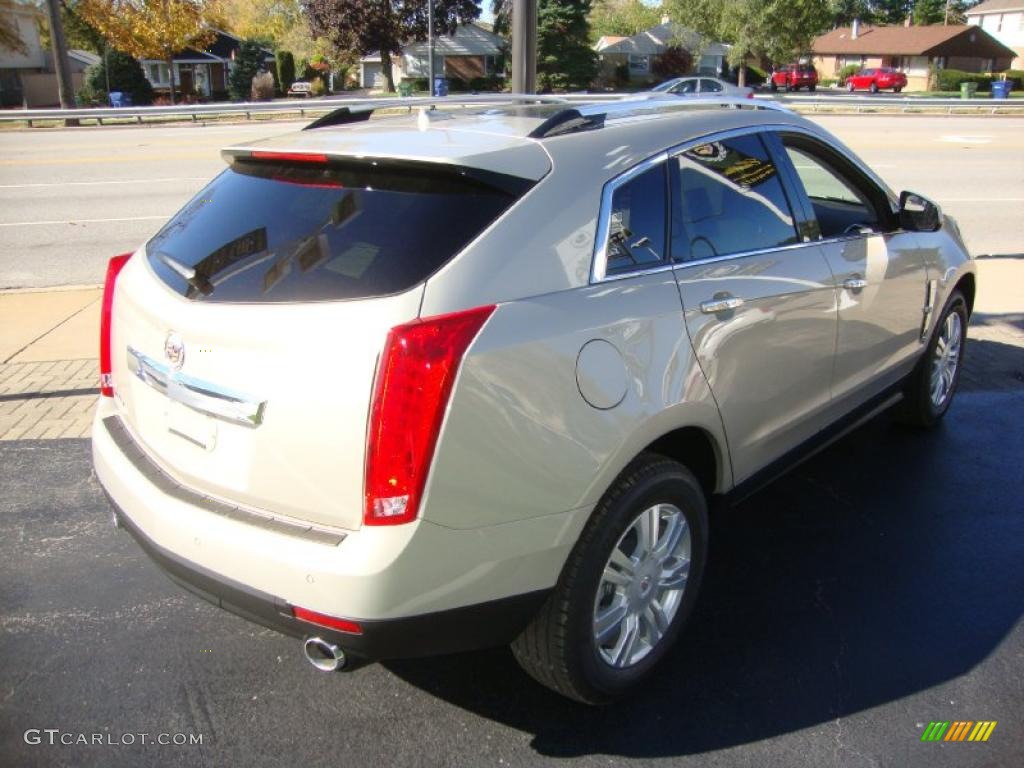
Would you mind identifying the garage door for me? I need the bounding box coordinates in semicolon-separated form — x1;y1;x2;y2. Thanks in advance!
361;62;383;88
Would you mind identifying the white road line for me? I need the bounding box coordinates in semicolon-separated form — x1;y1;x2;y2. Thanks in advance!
937;198;1024;202
0;215;169;227
0;178;207;189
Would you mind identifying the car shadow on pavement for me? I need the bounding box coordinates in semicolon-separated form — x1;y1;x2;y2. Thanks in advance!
385;394;1024;758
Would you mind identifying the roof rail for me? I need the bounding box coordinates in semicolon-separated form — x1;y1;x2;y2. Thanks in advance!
303;93;572;130
528;97;790;139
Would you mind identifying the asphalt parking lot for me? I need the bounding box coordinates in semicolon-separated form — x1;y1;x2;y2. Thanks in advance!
2;386;1022;767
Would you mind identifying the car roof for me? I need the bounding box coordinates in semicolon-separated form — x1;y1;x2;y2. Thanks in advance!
223;98;818;185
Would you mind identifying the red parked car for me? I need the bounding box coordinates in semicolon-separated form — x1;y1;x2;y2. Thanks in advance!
769;64;818;92
846;67;908;93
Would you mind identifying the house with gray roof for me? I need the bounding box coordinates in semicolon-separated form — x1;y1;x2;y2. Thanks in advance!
595;21;730;83
360;23;506;89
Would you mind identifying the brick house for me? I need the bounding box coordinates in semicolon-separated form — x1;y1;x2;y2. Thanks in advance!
812;23;1017;91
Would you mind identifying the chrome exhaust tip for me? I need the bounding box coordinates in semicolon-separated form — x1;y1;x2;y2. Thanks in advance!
302;636;347;672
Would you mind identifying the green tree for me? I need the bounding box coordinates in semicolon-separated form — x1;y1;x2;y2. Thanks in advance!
303;0;481;93
277;49;296;90
873;0;912;24
667;0;830;85
589;0;662;41
828;0;876;26
229;39;265;100
538;0;599;91
913;0;973;25
86;48;154;103
36;2;107;54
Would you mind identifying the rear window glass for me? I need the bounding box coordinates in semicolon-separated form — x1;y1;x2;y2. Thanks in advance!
146;158;528;302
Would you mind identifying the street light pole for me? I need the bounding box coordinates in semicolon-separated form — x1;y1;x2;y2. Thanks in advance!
428;1;435;94
44;0;79;125
511;0;537;94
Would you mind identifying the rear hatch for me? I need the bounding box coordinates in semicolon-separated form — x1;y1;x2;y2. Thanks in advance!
110;149;533;530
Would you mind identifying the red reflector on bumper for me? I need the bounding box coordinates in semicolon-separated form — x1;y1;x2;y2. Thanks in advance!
291;606;363;634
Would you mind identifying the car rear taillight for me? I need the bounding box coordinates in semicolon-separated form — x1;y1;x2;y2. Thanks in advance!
364;305;496;526
99;253;132;397
746;92;754;99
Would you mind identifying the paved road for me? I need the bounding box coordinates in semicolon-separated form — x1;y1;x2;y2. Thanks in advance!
2;390;1023;767
0;115;1022;289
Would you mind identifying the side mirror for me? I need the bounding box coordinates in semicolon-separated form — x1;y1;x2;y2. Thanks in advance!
899;191;941;232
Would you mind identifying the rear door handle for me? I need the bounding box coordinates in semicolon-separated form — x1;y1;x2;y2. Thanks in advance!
843;277;868;291
700;297;745;314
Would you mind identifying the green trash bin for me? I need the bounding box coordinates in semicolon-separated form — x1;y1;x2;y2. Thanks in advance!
397;81;413;97
960;82;978;99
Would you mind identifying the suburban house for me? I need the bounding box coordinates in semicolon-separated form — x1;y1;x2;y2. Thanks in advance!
0;0;44;106
140;29;274;99
967;0;1024;68
0;2;99;107
812;23;1017;90
360;23;505;88
594;21;730;83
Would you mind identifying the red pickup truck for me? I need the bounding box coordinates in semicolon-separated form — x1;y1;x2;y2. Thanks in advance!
769;64;818;92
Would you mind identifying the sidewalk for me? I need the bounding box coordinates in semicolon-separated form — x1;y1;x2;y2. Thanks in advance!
0;257;1021;441
0;287;101;439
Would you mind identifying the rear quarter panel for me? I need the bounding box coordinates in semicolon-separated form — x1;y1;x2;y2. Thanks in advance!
421;274;730;531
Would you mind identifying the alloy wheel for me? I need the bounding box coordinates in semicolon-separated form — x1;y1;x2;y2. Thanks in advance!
930;312;963;408
592;504;692;668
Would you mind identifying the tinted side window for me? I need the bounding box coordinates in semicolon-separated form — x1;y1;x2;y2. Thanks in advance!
782;135;888;237
670;134;799;262
700;79;724;93
782;140;884;238
605;163;668;275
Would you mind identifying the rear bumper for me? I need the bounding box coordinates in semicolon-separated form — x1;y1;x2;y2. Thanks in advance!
105;491;548;659
92;400;579;659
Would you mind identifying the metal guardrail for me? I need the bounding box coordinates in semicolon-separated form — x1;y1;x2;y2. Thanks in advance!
0;91;1020;124
0;94;614;125
766;93;1024;114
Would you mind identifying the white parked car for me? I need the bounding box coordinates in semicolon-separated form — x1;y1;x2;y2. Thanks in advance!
646;76;754;99
94;96;975;703
287;80;312;97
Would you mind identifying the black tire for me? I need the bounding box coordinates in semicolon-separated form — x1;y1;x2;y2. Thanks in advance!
894;86;903;93
870;82;879;94
847;81;855;92
770;81;778;92
511;453;708;704
899;290;968;428
808;84;816;92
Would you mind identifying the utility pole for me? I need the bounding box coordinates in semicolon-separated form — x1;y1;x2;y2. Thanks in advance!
428;0;435;94
45;0;79;125
511;0;537;94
